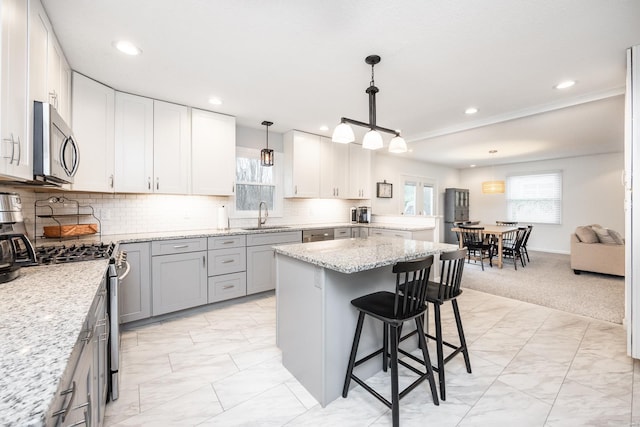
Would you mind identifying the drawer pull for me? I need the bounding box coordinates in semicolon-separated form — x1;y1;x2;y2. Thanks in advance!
222;259;234;264
52;381;76;421
222;240;235;244
222;285;235;290
173;244;189;249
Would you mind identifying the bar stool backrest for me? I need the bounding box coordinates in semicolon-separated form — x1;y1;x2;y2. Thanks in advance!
392;256;434;317
432;248;467;302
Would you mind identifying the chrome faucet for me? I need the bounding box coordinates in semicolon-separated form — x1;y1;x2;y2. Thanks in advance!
258;201;268;228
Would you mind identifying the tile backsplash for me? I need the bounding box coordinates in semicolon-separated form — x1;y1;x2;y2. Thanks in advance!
3;186;357;240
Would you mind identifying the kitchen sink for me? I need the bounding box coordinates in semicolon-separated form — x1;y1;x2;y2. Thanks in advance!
241;226;291;231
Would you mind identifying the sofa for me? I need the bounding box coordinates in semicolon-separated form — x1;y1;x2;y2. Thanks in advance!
570;224;625;276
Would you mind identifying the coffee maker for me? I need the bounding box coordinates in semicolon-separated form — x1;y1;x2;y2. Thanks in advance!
356;206;371;223
0;192;37;283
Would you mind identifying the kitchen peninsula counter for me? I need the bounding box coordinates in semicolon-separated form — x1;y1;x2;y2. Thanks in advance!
274;236;458;407
0;260;109;426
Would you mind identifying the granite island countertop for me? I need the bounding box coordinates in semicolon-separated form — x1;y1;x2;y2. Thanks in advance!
0;260;109;426
274;236;458;274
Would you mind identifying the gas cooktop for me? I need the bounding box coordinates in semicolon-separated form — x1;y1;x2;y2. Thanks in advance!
35;242;116;265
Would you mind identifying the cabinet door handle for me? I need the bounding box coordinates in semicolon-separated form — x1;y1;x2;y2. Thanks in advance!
9;134;15;164
222;259;234;264
222;285;235;290
15;135;21;166
203;256;206;267
147;177;151;190
109;174;114;188
295;185;298;195
173;245;188;249
156;177;159;190
232;183;235;193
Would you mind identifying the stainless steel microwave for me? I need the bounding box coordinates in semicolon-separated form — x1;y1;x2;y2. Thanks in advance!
33;101;79;185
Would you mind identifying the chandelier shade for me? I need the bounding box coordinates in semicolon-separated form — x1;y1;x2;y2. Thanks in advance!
332;55;407;153
388;136;408;153
332;122;355;144
481;180;505;194
362;130;383;150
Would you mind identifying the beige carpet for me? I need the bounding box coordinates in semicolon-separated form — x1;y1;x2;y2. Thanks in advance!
460;250;625;324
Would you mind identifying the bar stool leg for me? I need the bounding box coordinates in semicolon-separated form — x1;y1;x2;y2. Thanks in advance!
383;323;389;372
415;317;439;405
390;324;400;427
434;303;446;401
343;312;365;398
452;299;472;374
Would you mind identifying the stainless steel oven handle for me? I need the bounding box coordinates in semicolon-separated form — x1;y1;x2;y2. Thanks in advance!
118;260;131;280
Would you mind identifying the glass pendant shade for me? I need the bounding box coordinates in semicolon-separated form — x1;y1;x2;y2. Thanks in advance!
482;180;505;194
388;136;407;153
362;130;383;150
332;122;355;143
260;148;274;167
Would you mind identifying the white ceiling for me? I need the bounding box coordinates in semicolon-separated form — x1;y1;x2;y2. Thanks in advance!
41;0;640;168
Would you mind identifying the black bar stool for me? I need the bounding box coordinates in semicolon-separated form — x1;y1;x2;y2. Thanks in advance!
342;256;439;427
399;248;471;401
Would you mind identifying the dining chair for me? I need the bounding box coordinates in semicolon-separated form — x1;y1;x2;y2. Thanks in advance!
520;225;533;263
501;227;527;270
343;256;439;427
459;226;494;270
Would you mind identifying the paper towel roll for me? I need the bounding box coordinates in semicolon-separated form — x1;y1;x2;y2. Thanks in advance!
217;206;228;230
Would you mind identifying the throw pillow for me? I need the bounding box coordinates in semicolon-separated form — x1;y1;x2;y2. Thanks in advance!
608;229;625;245
575;226;598;243
593;226;617;244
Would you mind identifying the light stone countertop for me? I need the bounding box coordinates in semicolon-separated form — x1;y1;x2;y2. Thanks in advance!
0;260;110;427
274;236;459;274
96;222;434;245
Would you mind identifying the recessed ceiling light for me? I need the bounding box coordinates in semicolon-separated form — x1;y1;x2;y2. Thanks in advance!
465;107;478;115
319;125;329;131
470;164;476;168
554;80;576;90
113;40;142;56
208;98;223;106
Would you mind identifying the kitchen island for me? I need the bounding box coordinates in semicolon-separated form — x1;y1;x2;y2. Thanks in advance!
274;236;458;407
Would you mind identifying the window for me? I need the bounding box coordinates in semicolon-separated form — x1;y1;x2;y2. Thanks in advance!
506;171;562;224
402;175;435;216
235;147;282;217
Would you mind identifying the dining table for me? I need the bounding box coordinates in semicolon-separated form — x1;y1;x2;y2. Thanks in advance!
451;224;520;268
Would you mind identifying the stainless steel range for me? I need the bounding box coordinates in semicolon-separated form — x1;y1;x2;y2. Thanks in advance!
34;241;129;403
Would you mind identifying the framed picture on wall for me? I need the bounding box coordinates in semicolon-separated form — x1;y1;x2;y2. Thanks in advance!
376;181;393;198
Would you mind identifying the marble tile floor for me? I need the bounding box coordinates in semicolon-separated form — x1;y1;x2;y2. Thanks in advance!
105;289;640;426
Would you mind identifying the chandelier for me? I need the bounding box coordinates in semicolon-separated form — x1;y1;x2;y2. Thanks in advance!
331;55;407;153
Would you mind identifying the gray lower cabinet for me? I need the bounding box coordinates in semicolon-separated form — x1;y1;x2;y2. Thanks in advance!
368;228;412;239
118;242;151;323
334;227;351;239
208;235;246;303
246;231;301;295
151;238;208;316
351;227;368;238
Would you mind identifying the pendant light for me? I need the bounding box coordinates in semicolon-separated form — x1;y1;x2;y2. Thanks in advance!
482;150;505;194
332;55;407;153
260;120;274;167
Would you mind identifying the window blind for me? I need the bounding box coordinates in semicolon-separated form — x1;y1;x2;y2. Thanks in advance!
506;171;562;224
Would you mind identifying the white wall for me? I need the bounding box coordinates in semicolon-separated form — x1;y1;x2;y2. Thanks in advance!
459;152;624;254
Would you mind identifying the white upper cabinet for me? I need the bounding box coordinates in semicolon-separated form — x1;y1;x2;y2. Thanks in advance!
319;136;348;199
283;130;320;198
1;0;31;180
28;0;70;124
153;100;190;194
114;94;191;194
191;108;236;196
348;144;372;199
114;92;154;193
71;72;115;192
